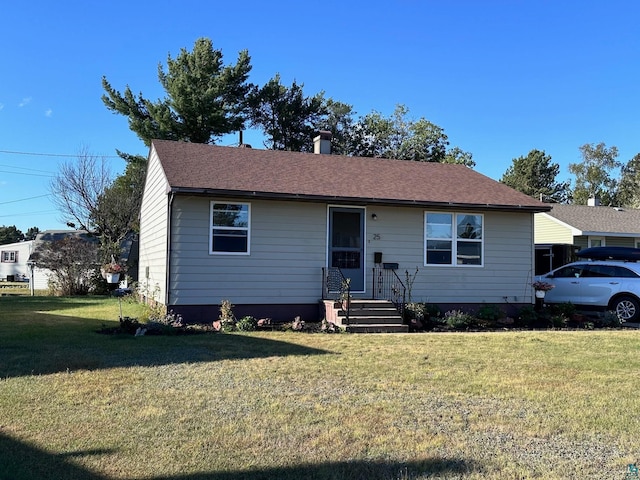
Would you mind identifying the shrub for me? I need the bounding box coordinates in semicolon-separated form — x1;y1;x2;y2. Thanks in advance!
516;305;538;328
549;314;568;329
424;303;441;319
119;316;142;334
320;318;341;333
444;310;476;330
217;299;236;332
549;302;576;318
595;310;622;328
405;302;426;331
150;310;184;327
405;302;425;321
475;303;502;322
236;315;257;332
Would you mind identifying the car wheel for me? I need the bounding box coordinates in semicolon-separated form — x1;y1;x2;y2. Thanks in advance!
610;295;640;322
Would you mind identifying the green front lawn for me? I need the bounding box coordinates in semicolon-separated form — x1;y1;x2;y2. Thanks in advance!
1;296;639;479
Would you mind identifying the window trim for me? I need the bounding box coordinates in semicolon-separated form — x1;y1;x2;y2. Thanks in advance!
1;250;18;263
209;201;251;255
424;212;484;267
588;236;605;248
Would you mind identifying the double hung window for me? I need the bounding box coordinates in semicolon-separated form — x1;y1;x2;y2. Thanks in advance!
210;202;250;254
425;212;483;266
1;251;18;263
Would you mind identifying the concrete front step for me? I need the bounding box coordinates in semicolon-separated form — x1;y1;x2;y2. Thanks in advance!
324;299;407;333
347;316;404;325
346;324;409;333
340;308;399;316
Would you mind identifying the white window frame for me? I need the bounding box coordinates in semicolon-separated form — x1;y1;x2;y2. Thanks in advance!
1;251;18;263
588;237;605;248
209;201;251;255
424;212;484;267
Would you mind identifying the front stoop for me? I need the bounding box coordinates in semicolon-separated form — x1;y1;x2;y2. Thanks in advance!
323;299;408;333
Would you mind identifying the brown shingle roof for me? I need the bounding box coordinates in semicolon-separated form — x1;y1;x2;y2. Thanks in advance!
544;204;640;235
151;139;549;212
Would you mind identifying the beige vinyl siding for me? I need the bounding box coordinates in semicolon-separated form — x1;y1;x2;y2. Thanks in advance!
168;200;537;306
138;147;170;304
574;236;637;249
603;237;638;247
361;207;535;304
534;214;574;244
169;198;327;305
412;211;535;304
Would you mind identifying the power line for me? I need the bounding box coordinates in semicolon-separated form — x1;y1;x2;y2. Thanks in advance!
0;169;55;178
0;163;56;174
0;210;58;218
0;149;121;158
0;194;51;205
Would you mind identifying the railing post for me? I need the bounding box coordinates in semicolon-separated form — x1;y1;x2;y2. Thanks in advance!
323;266;350;324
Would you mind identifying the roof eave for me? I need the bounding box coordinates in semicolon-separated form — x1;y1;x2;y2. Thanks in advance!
169;187;550;213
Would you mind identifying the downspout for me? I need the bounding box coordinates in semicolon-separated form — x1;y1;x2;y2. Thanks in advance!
165;191;175;306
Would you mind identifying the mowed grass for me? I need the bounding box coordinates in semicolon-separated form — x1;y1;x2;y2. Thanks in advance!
1;297;639;479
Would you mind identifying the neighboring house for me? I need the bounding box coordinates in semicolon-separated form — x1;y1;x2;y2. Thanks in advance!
139;137;550;323
0;240;34;281
534;203;640;273
28;230;99;290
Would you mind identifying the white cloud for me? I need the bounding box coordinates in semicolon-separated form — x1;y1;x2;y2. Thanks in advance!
18;97;32;107
45;109;53;117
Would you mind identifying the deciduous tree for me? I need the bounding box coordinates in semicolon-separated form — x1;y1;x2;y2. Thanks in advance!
443;146;475;168
49;148;139;261
569;142;621;205
30;235;99;295
616;153;640;208
344;104;468;164
49;147;113;236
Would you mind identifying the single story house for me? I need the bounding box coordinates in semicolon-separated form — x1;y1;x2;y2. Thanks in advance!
138;136;550;323
0;239;34;282
534;202;640;273
28;230;100;291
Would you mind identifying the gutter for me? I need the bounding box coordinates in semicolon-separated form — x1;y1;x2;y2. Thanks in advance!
168;187;551;214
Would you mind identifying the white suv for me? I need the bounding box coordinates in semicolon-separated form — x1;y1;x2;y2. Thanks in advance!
536;259;640;322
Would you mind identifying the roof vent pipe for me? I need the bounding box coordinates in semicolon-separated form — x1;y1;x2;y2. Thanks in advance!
237;131;251;148
313;131;332;155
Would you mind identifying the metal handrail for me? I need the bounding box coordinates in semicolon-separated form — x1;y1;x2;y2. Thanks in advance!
373;267;406;317
322;267;351;324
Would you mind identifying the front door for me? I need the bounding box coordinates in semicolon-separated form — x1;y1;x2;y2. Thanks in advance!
328;207;365;292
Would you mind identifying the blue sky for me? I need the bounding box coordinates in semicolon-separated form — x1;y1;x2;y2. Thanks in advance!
1;0;639;233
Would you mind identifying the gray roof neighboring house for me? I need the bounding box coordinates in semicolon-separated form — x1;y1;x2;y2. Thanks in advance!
541;204;640;236
28;230;99;263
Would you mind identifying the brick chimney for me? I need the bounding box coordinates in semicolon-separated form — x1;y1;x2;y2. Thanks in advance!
313;131;332;154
